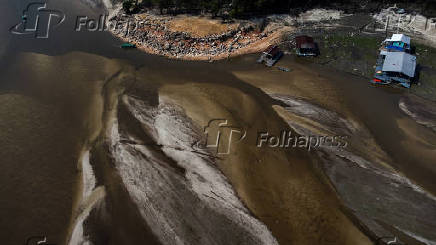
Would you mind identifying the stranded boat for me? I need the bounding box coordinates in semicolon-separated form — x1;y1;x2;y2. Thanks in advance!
372;33;416;88
257;45;283;67
372;51;416;88
295;35;319;57
120;43;136;49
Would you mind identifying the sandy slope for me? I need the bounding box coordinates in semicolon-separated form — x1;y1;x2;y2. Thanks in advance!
157;81;371;245
231;57;436;245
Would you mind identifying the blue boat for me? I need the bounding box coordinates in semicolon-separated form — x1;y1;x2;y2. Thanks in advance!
380;34;411;53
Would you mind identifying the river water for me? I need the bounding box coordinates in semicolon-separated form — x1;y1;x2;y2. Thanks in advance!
0;0;435;244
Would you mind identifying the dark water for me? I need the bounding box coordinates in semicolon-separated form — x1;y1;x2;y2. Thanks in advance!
0;0;435;244
0;1;135;244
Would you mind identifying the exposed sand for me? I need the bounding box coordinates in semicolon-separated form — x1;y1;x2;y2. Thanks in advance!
4;44;436;245
168;16;239;37
158;82;371;245
231;59;391;167
399;95;436;133
110;8;294;61
396;117;436;182
228;56;436;244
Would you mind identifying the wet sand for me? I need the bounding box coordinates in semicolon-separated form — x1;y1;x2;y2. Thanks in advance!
0;51;129;244
0;1;389;244
233;55;436;197
0;94;77;243
153;80;371;244
231;56;393;167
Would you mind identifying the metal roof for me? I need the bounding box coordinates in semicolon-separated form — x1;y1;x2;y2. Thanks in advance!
380;50;389;56
384;34;411;45
382;52;416;77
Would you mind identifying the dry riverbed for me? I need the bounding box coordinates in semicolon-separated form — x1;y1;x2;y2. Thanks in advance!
66;54;436;245
2;2;436;244
110;12;289;60
2;49;436;245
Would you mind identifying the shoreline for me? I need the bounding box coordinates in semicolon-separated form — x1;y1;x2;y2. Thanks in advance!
115;26;288;61
105;5;436;63
108;11;292;61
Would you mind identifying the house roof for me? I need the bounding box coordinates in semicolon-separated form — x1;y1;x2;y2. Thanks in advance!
384;34;411;45
382;52;416;77
295;35;314;48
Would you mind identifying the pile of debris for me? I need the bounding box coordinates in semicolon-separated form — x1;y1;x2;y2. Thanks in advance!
373;6;436;44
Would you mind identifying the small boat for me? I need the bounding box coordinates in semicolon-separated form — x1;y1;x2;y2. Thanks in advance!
257;45;283;67
277;67;290;72
120;43;136;49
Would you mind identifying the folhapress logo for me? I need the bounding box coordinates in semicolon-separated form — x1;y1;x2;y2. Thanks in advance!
10;1;65;38
197;119;349;156
202;119;246;155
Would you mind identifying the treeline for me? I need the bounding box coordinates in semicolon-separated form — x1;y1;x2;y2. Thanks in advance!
121;0;436;17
